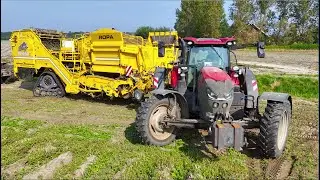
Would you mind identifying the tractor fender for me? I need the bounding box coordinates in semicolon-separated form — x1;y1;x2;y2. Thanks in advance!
242;68;259;109
151;89;189;118
258;92;292;111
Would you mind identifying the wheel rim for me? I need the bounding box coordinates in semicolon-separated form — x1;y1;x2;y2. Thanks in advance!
43;75;53;86
277;110;289;150
149;105;175;141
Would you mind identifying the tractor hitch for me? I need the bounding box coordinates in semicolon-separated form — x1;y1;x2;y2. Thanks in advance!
165;118;207;129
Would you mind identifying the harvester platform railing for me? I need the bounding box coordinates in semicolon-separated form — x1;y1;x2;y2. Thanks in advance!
32;28;65;39
148;31;178;46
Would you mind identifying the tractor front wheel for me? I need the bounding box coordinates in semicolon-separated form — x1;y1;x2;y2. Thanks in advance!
258;100;291;158
135;96;180;146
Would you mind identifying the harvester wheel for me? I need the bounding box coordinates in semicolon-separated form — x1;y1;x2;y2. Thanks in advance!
258;100;291;158
33;71;66;98
135;96;180;146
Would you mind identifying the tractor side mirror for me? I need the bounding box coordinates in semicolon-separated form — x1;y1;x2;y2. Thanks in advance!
158;41;165;57
257;41;265;58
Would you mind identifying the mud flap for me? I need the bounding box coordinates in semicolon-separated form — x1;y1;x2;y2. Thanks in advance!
212;122;245;151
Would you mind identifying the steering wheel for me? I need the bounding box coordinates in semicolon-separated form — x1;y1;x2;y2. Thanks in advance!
196;58;223;69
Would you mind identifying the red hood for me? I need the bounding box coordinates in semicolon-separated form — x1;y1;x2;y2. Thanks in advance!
200;66;231;82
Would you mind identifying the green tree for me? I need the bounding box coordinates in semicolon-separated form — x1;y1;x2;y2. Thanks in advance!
135;26;172;39
252;0;276;39
154;26;171;32
174;0;225;38
229;0;255;44
135;26;154;39
273;0;291;44
1;32;12;40
220;12;231;37
290;0;317;43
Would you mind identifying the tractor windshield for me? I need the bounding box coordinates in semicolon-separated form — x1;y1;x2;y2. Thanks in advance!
188;46;229;70
187;46;229;87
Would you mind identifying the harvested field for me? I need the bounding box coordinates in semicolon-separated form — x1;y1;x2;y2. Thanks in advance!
1;79;319;179
1;39;318;179
233;49;318;75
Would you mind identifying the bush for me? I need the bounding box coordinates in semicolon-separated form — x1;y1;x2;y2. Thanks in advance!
245;43;318;50
256;74;318;99
134;26;172;39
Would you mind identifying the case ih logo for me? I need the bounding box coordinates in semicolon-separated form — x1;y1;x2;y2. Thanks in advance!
18;42;28;51
99;35;114;39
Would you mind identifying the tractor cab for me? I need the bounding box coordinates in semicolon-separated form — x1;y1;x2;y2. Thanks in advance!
176;37;241;119
182;37;236;87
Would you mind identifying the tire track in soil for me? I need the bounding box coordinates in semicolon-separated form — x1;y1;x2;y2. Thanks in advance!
22;151;73;180
2;158;28;179
113;158;138;179
73;155;97;179
265;156;295;180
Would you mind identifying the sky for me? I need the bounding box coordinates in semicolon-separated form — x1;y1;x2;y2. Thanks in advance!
1;0;233;32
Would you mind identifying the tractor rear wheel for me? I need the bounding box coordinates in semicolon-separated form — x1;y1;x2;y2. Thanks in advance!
258;100;291;158
135;96;180;146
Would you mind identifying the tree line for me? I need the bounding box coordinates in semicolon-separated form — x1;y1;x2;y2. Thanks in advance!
2;0;318;45
138;0;318;45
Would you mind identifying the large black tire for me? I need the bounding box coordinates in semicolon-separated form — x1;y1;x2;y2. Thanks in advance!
135;96;180;146
258;100;291;158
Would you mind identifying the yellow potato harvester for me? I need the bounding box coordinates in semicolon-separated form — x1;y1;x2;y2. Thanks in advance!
10;28;179;100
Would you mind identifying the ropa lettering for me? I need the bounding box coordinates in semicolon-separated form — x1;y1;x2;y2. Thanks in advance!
99;35;114;39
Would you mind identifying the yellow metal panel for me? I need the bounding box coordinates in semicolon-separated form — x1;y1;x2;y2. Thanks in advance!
10;27;180;99
91;65;124;74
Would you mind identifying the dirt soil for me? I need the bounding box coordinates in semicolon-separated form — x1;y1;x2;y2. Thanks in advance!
233;50;318;75
1;40;319;179
1;80;318;179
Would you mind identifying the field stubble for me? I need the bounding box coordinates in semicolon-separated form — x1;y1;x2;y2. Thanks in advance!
1;80;319;179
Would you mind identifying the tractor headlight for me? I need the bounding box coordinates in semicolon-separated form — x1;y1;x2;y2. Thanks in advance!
224;88;234;99
207;88;217;99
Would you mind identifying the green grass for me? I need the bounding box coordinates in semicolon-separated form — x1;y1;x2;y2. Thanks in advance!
1;116;250;179
1;74;319;179
1;78;318;179
244;43;318;50
256;74;319;99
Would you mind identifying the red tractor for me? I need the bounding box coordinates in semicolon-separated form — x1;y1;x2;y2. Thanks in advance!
135;37;292;158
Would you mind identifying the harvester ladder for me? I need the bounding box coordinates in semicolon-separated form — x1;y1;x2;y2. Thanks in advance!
61;52;81;73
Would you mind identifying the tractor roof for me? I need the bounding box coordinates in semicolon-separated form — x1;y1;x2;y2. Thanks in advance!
183;37;236;45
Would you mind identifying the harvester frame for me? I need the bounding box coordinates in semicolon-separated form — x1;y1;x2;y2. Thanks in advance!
10;28;180;100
